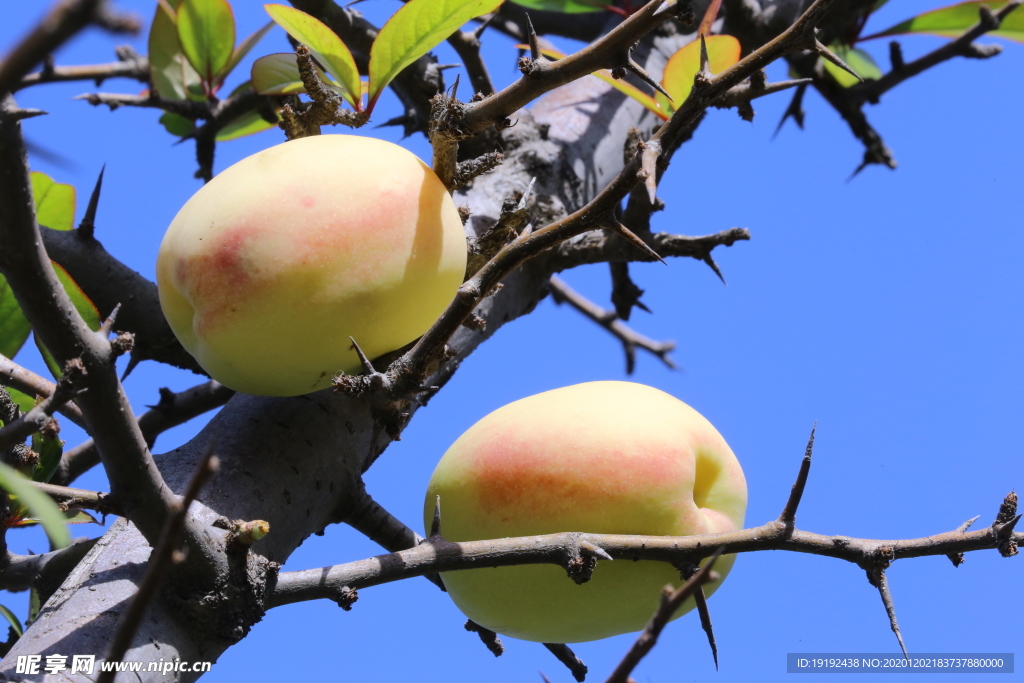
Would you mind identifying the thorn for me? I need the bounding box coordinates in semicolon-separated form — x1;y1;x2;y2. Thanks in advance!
608;217;665;265
429;494;442;538
640;139;661;205
699;33;711;77
872;569;909;660
579;540;613;561
543;643;587;682
437;63;461;72
773;83;807;139
8;108;48;121
625;58;673;101
348;337;375;375
946;515;980;567
779;422;815;526
120;350;142;382
539;673;552;683
815;39;863;82
465;620;504;656
98;302;121;335
524;13;541;61
701;252;726;284
78;164;105;239
996;513;1021;538
473;14;496;39
693;586;719;670
517;177;536;211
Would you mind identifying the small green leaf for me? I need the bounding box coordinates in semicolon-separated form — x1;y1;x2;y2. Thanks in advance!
251;52;335;95
160;111;196;137
216;108;280;141
30;172;76;232
0;462;71;549
263;4;362;108
27;589;40;625
862;0;1024;43
822;42;882;87
368;0;504;108
0;605;23;639
148;0;204;100
31;430;63;484
177;0;236;85
0;276;31;360
2;387;36;416
218;20;274;84
508;0;610;14
63;510;101;525
656;35;741;115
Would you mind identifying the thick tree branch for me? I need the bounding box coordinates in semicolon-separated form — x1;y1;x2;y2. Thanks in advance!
0;539;97;593
0;96;207;556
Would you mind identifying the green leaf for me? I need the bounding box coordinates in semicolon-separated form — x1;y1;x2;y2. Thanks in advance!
216;108;280;141
508;0;610;14
862;0;1024;43
177;0;236;85
30;172;75;232
160;111;196;137
2;387;36;416
251;52;336;95
31;430;63;484
0;605;23;639
368;0;504;108
0;276;31;360
0;462;70;549
148;0;204;100
656;35;741;115
822;42;882;87
27;589;40;625
263;4;362;108
63;510;101;525
218;20;274;84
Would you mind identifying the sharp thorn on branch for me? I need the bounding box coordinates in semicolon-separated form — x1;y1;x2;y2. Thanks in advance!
473;13;496;39
429;494;442;538
608;217;665;264
701;252;726;283
78;163;105;238
773;83;807;138
814;39;863;82
779;421;816;526
871;568;909;660
98;302;121;336
349;337;376;375
524;13;541;61
119;350;142;382
625;58;672;101
699;33;711;77
694;585;719;670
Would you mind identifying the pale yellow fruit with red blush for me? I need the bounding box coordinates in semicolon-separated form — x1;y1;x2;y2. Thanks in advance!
156;134;466;396
424;381;747;643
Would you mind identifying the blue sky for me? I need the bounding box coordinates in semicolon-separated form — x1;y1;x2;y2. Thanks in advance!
1;1;1021;681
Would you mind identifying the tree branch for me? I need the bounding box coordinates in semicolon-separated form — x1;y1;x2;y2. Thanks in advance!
549;275;675;375
17;51;148;91
0;0;140;96
0;352;86;428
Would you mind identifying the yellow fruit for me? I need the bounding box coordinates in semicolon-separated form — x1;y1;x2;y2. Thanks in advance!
424;381;747;643
156;135;466;396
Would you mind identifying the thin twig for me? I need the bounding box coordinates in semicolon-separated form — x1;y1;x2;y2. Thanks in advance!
549;275;675;375
17;54;148;91
465;620;504;656
779;422;816;527
604;550;724;683
98;450;219;683
0;358;85;452
0;0;140;96
544;643;588;682
0;353;86;428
